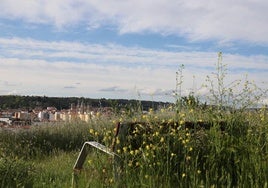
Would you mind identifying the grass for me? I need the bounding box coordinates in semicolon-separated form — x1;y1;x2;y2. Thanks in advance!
0;105;268;187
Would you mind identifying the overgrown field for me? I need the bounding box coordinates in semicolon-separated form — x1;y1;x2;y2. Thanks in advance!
1;54;268;187
0;106;267;187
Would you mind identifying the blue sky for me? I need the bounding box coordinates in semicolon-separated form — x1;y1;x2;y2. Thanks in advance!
0;0;268;104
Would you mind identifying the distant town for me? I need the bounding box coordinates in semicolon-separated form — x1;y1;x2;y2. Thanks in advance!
0;102;113;127
0;95;171;127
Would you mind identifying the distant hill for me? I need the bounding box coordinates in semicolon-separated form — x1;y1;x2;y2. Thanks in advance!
0;95;171;111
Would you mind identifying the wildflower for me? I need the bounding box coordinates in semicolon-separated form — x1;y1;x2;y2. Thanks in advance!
128;161;133;167
142;115;147;119
197;170;201;174
89;129;94;134
130;150;135;155
88;159;92;165
186;156;191;161
145;174;149;179
180;113;185;118
189;147;193;151
160;137;165;143
116;138;120;144
189;109;194;113
179;120;185;125
188;100;192;105
117;149;121;154
171;153;176;157
123;147;128;153
146;145;150;150
182;173;186;178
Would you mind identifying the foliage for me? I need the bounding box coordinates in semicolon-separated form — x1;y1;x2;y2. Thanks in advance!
0;95;169;110
0;157;35;188
0;122;91;159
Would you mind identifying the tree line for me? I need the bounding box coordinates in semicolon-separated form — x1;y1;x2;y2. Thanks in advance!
0;95;170;111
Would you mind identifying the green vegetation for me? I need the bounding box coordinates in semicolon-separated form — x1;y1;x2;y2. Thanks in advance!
0;95;169;111
0;53;268;187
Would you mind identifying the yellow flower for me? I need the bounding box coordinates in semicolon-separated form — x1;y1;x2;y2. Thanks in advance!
128;161;133;167
186;156;191;161
145;174;149;179
179;120;185;125
197;170;201;174
189;147;193;151
142;115;147;119
130;150;135;155
116;138;120;144
123;147;128;153
160;137;165;143
89;129;94;134
182;173;186;178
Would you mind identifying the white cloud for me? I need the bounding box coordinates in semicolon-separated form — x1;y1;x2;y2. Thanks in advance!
0;1;268;44
0;37;267;102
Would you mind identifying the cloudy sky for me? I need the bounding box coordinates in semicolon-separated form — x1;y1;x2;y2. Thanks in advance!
0;0;268;103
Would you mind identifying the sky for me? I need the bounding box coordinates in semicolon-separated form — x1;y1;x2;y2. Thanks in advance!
0;0;268;104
